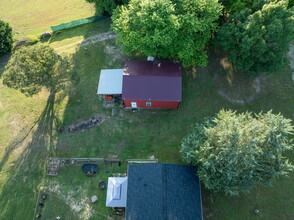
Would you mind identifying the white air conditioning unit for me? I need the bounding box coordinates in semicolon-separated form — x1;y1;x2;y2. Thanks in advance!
147;56;154;61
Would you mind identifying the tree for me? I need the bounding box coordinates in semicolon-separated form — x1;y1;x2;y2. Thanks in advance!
112;0;222;67
180;110;294;195
216;0;294;74
2;44;79;96
85;0;129;15
219;0;256;13
0;20;13;56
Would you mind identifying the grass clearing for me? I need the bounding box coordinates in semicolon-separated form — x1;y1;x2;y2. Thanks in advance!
0;1;294;219
0;0;95;38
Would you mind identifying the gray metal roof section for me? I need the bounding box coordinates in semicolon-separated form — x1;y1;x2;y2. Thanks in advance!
126;164;202;220
97;69;123;95
122;60;182;101
106;177;128;207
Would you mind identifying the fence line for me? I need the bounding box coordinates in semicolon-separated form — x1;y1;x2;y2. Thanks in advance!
50;15;109;32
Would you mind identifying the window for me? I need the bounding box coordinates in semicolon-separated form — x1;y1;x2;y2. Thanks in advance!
146;102;152;107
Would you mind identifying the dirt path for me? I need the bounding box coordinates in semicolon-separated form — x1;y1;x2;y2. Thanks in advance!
288;43;294;81
55;31;117;52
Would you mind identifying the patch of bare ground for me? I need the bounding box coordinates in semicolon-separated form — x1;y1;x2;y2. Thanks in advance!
65;115;106;133
104;44;126;66
204;49;268;105
41;184;94;220
55;31;117;53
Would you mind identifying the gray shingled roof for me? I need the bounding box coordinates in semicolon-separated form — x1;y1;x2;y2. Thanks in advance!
126;164;202;220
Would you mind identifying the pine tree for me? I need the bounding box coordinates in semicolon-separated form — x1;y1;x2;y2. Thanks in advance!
0;20;13;56
217;0;294;74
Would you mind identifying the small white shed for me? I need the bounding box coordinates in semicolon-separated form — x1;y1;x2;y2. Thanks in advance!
106;177;128;207
97;69;123;95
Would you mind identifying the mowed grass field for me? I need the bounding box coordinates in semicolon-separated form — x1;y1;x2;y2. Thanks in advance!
0;0;95;38
0;1;294;219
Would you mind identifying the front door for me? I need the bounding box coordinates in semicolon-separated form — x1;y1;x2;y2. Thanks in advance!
131;102;137;108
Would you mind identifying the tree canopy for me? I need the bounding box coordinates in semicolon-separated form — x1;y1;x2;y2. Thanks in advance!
112;0;222;67
219;0;256;13
2;44;79;96
181;110;294;195
85;0;129;15
216;0;294;74
0;20;13;56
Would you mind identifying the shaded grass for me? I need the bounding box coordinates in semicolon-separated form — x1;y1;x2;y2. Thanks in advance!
0;14;293;220
49;19;112;52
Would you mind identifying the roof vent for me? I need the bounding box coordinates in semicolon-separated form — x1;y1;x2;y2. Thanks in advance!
147;56;154;61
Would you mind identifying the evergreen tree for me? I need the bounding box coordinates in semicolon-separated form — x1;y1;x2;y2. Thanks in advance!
217;0;294;74
85;0;129;15
219;0;256;13
0;20;13;56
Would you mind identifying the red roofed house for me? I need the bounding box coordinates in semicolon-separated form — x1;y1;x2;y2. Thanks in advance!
97;60;182;109
122;60;182;109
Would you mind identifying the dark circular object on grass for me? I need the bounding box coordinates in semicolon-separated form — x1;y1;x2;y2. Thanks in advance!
99;182;106;189
41;194;47;200
82;164;99;176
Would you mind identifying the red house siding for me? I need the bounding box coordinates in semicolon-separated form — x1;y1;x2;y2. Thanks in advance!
124;100;180;109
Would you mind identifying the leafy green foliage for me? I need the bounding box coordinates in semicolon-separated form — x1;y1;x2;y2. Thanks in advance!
2;44;79;96
181;110;294;195
180;118;213;164
85;0;129;15
112;0;222;67
0;20;13;56
220;0;256;13
217;0;294;74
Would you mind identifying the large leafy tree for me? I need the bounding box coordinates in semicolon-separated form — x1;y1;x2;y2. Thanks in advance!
112;0;222;67
85;0;129;15
181;110;293;195
217;0;294;74
219;0;256;13
2;44;79;96
0;20;13;56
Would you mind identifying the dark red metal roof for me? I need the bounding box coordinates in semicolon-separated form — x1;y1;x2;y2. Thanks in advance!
122;60;182;101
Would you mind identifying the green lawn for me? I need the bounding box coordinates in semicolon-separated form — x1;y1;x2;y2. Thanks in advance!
0;1;294;219
0;0;95;38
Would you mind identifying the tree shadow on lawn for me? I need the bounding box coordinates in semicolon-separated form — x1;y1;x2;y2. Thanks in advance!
0;92;57;219
0;53;11;77
0;20;120;220
49;19;112;45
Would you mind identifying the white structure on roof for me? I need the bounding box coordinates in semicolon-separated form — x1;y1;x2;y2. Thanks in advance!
106;177;128;207
97;69;123;95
